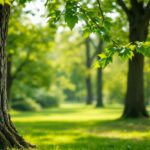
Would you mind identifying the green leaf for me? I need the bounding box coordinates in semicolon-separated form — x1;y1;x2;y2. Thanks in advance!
5;0;11;5
0;0;11;5
65;1;78;30
17;0;32;5
136;41;150;57
65;13;78;30
83;27;91;38
98;53;107;59
0;0;4;5
49;10;61;25
93;61;100;69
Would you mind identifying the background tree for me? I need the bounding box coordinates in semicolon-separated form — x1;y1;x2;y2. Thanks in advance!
87;38;104;107
7;22;55;101
85;37;104;106
85;38;93;104
96;40;104;107
116;0;150;118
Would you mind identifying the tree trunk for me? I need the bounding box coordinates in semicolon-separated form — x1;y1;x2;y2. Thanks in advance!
122;7;149;118
96;68;103;107
86;76;93;104
85;38;93;104
123;53;149;117
7;54;13;103
96;40;103;107
0;4;35;149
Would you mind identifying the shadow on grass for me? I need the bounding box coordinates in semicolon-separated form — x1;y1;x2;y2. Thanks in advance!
14;118;150;150
38;136;150;150
91;118;150;132
14;118;150;136
12;106;150;150
12;108;79;117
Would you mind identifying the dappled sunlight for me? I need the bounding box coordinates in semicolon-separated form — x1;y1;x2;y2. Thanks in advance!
12;104;121;122
12;104;150;149
0;0;149;149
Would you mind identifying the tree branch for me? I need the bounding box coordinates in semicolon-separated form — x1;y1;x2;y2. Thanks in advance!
89;38;97;50
96;0;105;22
116;0;130;16
12;51;31;80
90;39;103;63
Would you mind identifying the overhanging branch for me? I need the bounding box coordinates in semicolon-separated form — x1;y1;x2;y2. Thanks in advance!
116;0;130;16
90;39;103;63
96;0;105;22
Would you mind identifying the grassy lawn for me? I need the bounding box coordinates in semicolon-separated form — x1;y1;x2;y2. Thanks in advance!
12;104;150;150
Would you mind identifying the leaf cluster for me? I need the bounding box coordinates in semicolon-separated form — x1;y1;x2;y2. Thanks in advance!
96;41;150;68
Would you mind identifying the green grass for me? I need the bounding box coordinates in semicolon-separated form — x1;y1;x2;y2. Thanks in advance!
12;104;150;150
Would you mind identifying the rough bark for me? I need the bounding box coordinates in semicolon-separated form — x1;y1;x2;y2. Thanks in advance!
85;38;93;104
117;0;150;118
96;40;103;107
0;4;35;149
7;54;12;102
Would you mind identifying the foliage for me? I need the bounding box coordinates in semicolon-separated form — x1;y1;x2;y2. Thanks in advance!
96;42;150;68
11;97;41;111
47;0;150;69
7;7;55;100
35;95;60;108
47;0;111;40
103;56;127;104
7;0;150;105
16;0;32;5
144;59;150;104
65;1;78;30
51;31;87;102
0;0;11;5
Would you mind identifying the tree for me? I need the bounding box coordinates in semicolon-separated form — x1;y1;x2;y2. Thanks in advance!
52;31;86;102
85;38;93;104
7;13;55;102
89;38;104;107
0;0;150;148
0;2;34;149
47;0;113;108
84;37;104;106
47;0;150;118
96;40;103;107
117;0;150;118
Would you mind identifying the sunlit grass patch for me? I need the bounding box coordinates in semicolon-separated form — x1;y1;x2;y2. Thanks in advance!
12;104;150;150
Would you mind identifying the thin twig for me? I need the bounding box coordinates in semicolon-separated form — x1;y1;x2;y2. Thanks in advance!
96;0;105;22
112;40;120;47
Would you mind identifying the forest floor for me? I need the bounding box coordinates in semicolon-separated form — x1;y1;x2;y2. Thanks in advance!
12;104;150;150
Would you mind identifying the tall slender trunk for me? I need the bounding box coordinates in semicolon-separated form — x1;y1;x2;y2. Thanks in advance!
122;6;149;118
85;38;93;104
0;4;34;149
96;68;103;107
96;40;103;107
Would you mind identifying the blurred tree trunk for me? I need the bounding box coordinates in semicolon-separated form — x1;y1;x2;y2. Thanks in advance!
0;4;34;149
6;47;30;104
96;40;103;107
85;38;93;104
117;0;150;118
